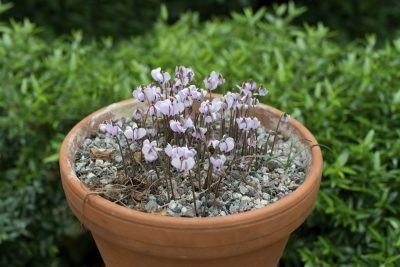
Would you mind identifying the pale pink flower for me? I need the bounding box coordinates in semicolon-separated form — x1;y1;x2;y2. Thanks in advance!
281;113;290;123
210;154;226;173
258;86;268;96
242;81;257;94
148;106;158;117
165;144;196;159
132;86;145;102
219;137;235;153
155;98;184;116
247;136;257;148
171;157;196;172
208;139;220;149
151;67;171;84
204;71;225;91
175;66;194;86
143;85;161;104
192;127;207;140
142;139;159;162
149;128;158;137
124;126;146;141
99;121;119;137
132;110;142;121
169;117;193;134
239;159;247;170
165;144;197;172
236;117;247;130
223;92;239;110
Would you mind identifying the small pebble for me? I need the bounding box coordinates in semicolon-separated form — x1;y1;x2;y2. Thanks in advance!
144;200;158;212
240;196;251;211
267;160;281;171
239;184;248;195
95;159;104;167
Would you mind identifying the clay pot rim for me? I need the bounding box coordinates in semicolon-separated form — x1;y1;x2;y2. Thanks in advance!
60;98;323;228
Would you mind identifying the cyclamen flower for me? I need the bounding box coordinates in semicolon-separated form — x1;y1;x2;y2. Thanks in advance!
192;127;207;140
219;137;235;153
258;86;269;96
132;110;142;121
155;98;184;116
204;71;225;91
143;85;161;104
208;139;220;149
149;128;158;137
99;121;120;137
239;159;248;170
148;106;158;117
177;85;204;106
247;136;257;148
165;144;197;159
180;85;204;101
199;98;223;124
151;67;171;84
124;125;146;141
165;144;196;172
175;66;194;86
142;139;159;162
210;154;226;173
236;117;261;131
241;81;257;94
223;92;239;110
236;117;247;130
169;117;193;134
245;117;261;130
175;93;193;108
132;86;145;102
281;113;290;123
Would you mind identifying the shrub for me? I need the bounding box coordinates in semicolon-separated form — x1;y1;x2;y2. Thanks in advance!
1;2;399;266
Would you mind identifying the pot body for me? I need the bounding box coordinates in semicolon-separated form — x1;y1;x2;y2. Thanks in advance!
60;98;323;267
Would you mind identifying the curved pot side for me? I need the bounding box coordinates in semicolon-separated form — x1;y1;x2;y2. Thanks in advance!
60;98;323;264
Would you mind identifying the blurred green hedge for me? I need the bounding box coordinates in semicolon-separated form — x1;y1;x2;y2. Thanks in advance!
2;0;400;40
1;2;400;266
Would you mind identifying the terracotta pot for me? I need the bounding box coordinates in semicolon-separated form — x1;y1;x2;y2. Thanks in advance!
59;98;323;267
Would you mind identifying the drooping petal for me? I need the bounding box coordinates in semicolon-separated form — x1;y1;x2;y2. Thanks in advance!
151;68;163;82
226;137;235;151
171;157;182;171
183;157;195;171
165;144;173;158
124;126;134;140
134;128;146;140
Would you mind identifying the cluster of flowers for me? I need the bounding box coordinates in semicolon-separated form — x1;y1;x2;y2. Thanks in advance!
99;67;289;207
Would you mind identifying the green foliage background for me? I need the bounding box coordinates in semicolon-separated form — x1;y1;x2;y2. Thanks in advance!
1;1;400;266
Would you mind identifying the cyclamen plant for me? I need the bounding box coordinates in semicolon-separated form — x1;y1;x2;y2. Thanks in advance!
99;66;290;216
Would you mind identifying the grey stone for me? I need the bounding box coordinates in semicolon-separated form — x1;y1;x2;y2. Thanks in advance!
221;191;232;202
230;170;241;180
246;186;257;197
229;203;239;213
262;193;271;201
83;138;92;148
266;160;281;171
156;195;168;205
181;206;196;217
239;196;251;211
144;200;159;212
195;200;203;209
239;184;248;195
86;172;96;180
114;155;123;163
95;159;104;167
76;162;87;172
